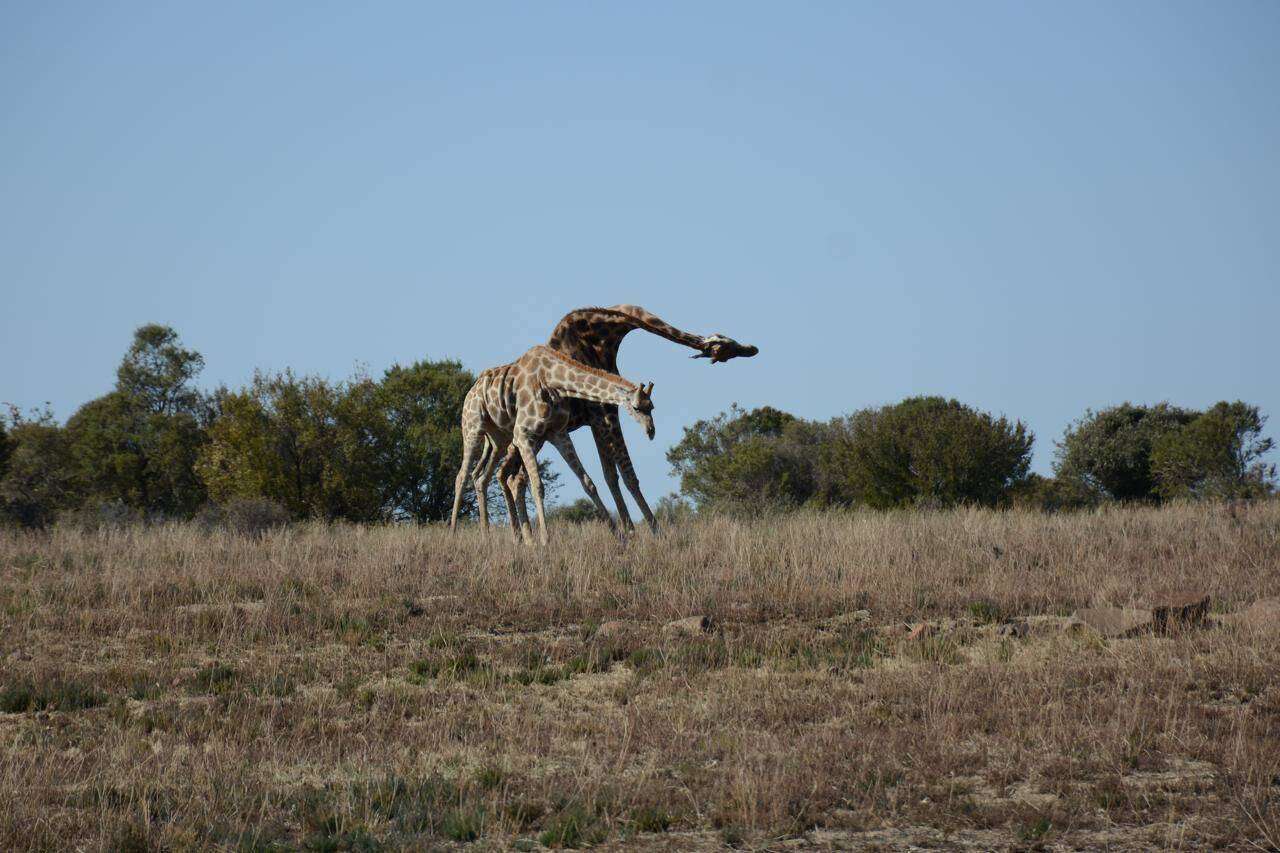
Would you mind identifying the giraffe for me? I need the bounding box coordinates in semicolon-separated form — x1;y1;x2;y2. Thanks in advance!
448;344;656;545
500;305;758;536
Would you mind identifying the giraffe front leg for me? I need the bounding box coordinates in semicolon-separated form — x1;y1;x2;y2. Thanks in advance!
618;456;658;533
611;434;658;533
590;413;635;532
548;433;617;532
514;434;549;545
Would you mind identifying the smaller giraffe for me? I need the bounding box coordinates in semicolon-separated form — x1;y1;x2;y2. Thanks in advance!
448;345;656;545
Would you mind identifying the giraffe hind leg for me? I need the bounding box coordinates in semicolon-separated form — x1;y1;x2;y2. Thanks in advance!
449;423;487;532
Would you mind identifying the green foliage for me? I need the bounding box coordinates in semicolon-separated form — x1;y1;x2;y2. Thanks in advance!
654;493;695;524
371;360;477;522
670;399;1034;512
1056;401;1274;503
0;677;105;712
546;498;601;524
1150;401;1275;499
63;325;210;517
115;323;205;416
198;360;480;523
1054;402;1196;501
831;397;1034;508
1009;472;1100;513
0;419;10;481
667;405;814;511
0;406;77;528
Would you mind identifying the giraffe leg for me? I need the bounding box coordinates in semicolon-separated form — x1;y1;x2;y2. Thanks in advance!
471;437;502;532
595;406;658;532
514;434;549;545
501;447;533;541
590;413;635;532
449;423;486;532
615;444;658;533
548;432;616;532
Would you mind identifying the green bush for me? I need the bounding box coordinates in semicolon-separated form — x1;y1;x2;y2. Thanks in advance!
1151;401;1275;499
1054;403;1195;501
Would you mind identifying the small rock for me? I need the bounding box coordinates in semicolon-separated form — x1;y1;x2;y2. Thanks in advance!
1073;607;1153;639
996;620;1029;639
594;620;633;639
1146;591;1210;633
663;615;715;636
1233;598;1280;631
822;610;872;630
907;622;936;641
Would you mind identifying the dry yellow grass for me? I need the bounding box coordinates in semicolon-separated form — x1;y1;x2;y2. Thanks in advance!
1;503;1278;850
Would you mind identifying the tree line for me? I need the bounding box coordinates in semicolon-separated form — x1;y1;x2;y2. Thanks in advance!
0;324;557;529
662;397;1275;514
1;324;1274;529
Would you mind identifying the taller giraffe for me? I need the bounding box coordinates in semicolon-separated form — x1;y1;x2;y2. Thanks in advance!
502;305;757;533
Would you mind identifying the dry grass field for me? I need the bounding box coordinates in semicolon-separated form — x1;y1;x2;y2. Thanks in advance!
2;503;1279;851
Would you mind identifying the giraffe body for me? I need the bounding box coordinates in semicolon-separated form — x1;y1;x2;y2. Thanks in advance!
448;345;655;545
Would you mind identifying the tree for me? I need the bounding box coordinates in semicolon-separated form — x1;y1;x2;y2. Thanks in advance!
198;372;347;519
367;360;477;522
546;498;600;524
0;419;10;483
827;397;1034;509
1151;401;1275;499
116;324;205;416
64;325;209;517
0;407;77;528
1054;403;1196;502
667;406;814;511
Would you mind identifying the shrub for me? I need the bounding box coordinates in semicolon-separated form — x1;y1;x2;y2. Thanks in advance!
58;499;148;532
827;397;1034;509
1054;403;1195;501
1151;401;1275;500
194;498;290;537
546;498;602;524
1009;473;1100;513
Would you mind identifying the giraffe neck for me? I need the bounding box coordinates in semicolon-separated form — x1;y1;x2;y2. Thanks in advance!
547;305;707;371
534;346;636;407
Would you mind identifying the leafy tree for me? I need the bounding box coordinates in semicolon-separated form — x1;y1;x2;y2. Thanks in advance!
197;361;505;523
829;397;1034;509
1151;401;1275;499
654;493;695;524
116;324;205;415
0;419;10;482
1008;473;1100;513
64;325;209;517
667;405;814;511
368;360;477;522
1053;402;1195;502
198;372;348;519
546;498;600;524
0;407;77;528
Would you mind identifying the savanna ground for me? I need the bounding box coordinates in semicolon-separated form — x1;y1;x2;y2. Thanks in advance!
2;504;1279;851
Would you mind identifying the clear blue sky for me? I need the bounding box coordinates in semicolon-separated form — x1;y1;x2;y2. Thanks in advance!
3;2;1278;502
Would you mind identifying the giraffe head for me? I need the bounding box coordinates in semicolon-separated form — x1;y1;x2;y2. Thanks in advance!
694;333;759;364
625;381;656;440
